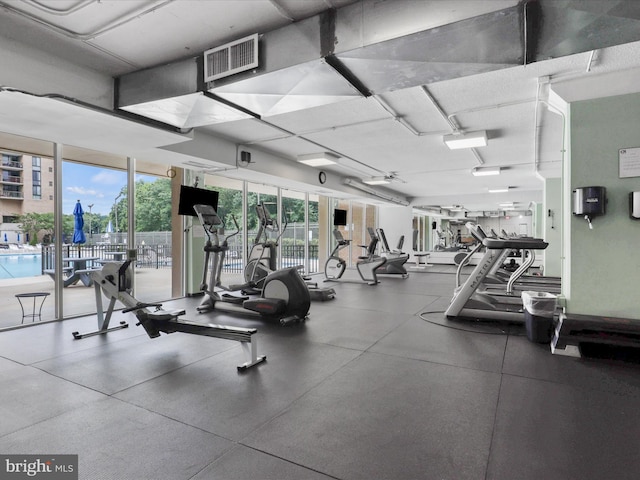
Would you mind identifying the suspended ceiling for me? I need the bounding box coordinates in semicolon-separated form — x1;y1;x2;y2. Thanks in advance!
2;0;640;214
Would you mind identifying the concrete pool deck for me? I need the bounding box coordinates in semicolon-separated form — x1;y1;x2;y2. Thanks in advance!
0;268;174;330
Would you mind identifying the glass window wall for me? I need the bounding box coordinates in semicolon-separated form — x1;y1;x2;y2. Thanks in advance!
204;175;244;284
1;137;380;332
281;189;306;271
61;161;128;318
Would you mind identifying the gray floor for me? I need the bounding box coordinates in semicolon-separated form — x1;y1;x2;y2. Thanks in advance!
2;267;640;480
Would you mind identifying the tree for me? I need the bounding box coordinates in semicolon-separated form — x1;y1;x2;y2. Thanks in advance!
135;178;172;231
14;212;54;244
109;179;174;232
14;212;92;244
216;188;243;230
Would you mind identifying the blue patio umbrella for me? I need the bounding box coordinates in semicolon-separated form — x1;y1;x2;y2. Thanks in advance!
72;200;86;245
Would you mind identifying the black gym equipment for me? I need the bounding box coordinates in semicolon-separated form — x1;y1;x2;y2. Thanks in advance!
243;202;281;290
73;260;266;370
552;312;640;358
369;227;409;278
244;202;335;301
194;203;310;325
324;229;387;285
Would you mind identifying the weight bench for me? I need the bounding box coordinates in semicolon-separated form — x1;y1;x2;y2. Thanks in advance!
411;229;430;269
413;252;430;269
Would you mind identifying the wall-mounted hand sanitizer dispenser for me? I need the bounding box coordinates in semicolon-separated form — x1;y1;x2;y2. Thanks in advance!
630;192;640;219
573;186;606;229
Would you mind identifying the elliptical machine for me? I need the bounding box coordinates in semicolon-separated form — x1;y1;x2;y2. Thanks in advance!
244;202;281;290
194;204;310;325
324;229;387;285
244;202;336;301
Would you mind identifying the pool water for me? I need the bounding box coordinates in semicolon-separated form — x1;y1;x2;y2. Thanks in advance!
0;254;43;279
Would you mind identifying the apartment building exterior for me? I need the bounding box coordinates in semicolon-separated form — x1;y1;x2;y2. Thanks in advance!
0;151;54;244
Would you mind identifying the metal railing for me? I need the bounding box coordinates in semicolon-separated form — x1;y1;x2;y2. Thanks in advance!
1;190;23;199
1;176;22;184
40;243;319;274
222;244;319;274
1;160;23;169
41;243;172;271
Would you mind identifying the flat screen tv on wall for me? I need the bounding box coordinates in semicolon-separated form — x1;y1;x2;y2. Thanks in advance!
178;185;219;216
334;208;348;226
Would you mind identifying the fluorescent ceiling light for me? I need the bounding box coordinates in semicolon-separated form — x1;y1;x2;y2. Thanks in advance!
362;176;391;185
489;187;510;193
499;202;514;207
443;130;488;149
297;152;339;167
343;178;409;206
472;166;500;176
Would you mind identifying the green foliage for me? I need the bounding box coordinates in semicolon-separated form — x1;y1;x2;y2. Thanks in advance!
109;179;173;232
13;212;86;244
104;180;317;236
217;188;243;230
135;178;173;231
14;212;54;244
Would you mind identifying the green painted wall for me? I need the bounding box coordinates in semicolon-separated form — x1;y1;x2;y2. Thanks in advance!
543;177;562;277
535;203;543;238
568;92;640;317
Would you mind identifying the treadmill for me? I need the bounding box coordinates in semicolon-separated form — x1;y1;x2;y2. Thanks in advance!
445;233;556;322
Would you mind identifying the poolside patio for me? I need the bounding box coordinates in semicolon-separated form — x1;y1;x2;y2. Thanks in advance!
0;267;174;330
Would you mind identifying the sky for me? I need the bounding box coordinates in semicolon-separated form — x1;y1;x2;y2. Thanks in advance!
62;162;156;217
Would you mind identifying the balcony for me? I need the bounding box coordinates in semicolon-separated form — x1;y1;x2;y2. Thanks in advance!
1;161;24;170
1;176;23;185
0;190;24;199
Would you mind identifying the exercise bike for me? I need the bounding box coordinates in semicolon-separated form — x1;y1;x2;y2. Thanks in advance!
194;203;310;325
324;229;387;285
370;227;410;278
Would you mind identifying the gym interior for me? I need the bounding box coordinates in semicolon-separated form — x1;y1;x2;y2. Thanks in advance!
2;2;640;479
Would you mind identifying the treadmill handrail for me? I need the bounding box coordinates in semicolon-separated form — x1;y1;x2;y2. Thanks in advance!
483;238;548;250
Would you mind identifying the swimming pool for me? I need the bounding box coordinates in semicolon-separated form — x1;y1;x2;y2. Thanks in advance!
0;254;43;279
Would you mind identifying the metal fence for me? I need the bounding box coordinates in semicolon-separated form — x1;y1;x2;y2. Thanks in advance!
218;244;319;274
41;241;319;274
41;243;172;271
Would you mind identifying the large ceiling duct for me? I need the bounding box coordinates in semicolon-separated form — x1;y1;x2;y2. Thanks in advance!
116;0;640;129
116;58;256;129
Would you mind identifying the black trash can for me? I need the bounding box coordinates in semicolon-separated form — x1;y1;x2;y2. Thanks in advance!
521;291;557;343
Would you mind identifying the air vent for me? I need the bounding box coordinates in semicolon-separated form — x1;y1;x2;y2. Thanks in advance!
204;33;258;82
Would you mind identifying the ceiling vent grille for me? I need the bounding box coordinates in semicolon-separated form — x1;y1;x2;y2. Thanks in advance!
204;33;258;82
